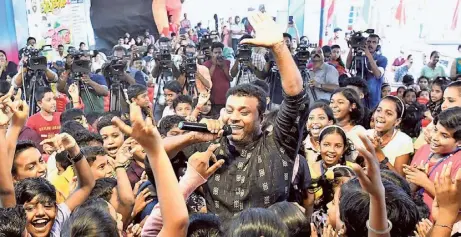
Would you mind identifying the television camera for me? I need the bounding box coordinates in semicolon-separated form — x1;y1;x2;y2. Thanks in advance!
155;41;172;70
236;44;252;63
22;46;49;71
348;29;375;52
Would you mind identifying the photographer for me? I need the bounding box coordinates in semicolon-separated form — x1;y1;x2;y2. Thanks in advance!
56;54;109;114
230;34;266;85
151;37;182;80
13;55;58;90
203;42;232;113
346;33;388;109
177;43;212;97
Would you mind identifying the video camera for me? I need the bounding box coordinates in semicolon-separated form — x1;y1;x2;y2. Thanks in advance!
67;48;97;76
23;46;48;71
184;52;197;76
348;29;375;50
236;44;252;62
155;41;172;70
102;56;127;81
294;40;310;68
198;34;212;51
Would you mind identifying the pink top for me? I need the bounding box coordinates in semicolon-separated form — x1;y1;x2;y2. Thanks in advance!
411;144;461;215
141;164;206;237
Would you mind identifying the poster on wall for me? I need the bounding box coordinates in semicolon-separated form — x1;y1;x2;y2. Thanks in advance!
25;0;91;50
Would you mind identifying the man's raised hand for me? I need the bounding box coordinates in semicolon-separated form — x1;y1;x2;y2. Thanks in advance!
122;102;161;150
188;144;224;179
40;133;79;156
240;12;283;48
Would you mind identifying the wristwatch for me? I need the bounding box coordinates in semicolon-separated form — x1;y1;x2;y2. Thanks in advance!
68;152;85;163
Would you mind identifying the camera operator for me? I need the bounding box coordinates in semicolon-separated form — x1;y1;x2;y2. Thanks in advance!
308;47;339;106
151;37;182;121
13;55;58;91
203;42;232;114
230;34;266;85
56;53;109;114
177;43;212;97
346;33;388;109
261;33;293;109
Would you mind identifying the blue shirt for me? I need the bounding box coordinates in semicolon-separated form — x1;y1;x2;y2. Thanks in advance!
365;53;388;109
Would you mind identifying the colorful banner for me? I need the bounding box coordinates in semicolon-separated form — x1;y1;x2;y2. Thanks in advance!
25;0;91;49
0;0;19;63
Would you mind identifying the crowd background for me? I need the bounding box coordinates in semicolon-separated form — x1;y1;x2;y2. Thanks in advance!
1;4;461;237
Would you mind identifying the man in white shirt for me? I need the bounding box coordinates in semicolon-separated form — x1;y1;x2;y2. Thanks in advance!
230;16;245;52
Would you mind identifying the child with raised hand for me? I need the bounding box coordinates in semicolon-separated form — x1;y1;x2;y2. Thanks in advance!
115;102;190;237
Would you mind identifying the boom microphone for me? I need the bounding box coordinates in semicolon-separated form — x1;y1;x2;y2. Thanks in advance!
178;122;232;136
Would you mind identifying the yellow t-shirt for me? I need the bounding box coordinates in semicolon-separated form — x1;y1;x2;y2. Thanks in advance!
309;161;353;200
51;166;74;203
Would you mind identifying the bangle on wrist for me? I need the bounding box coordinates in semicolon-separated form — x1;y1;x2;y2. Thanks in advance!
115;165;125;171
434;223;453;231
366;219;392;234
68;152;85;163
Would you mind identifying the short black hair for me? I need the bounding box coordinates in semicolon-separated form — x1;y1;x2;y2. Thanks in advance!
251;80;269;96
81;146;107;165
0;206;27;237
74;130;103;147
173;95;193;111
368;34;380;42
283;33;292;41
89;178;117;202
13;140;39;175
127;84;148;102
61;199;119;237
112;46;127;56
163;80;182;94
58;44;64;48
60;120;86;137
60;108;85;124
434;107;461;141
322;45;332;54
27;37;36;42
343;76;369;96
402;74;415;86
79;42;86;47
211;42;224;51
0;80;11;96
35;87;53;102
85;112;102;125
226;84;267;119
187;213;223;237
15;178;56;205
158;115;185;136
97;114;116;133
55;151;72;171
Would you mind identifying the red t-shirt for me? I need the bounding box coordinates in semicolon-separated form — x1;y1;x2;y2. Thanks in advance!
26;112;62;141
411;144;461;215
203;60;231;105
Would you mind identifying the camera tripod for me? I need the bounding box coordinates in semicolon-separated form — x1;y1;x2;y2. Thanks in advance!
182;74;198;98
349;51;368;79
152;68;172;118
300;68;318;101
109;74;129;113
73;74;96;111
23;69;46;116
266;63;280;111
235;61;252;86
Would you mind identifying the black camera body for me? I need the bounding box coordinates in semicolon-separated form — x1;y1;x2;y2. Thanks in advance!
184;52;197;75
155;43;172;70
348;29;375;49
236;44;252;62
102;57;127;81
68;49;96;76
198;34;212;51
23;47;48;71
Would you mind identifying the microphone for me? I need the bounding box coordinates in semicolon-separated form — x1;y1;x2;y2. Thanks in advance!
178;122;232;136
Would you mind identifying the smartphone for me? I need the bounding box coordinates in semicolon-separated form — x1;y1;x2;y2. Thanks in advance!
288;16;293;25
